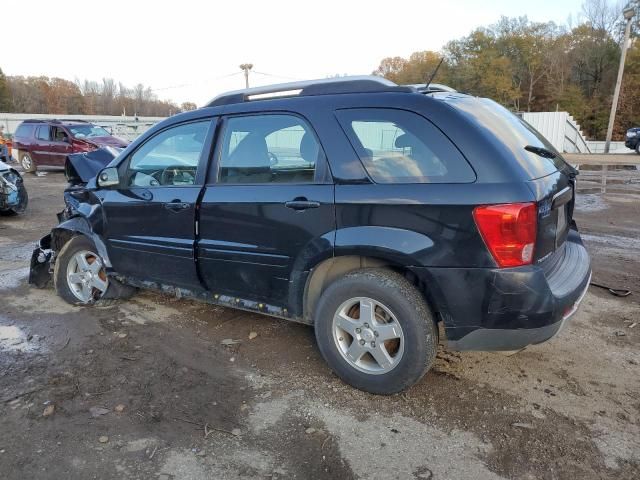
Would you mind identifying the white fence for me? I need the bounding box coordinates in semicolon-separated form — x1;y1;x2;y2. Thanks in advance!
0;113;165;142
521;112;591;154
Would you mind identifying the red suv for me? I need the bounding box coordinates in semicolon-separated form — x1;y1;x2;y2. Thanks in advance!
12;120;129;172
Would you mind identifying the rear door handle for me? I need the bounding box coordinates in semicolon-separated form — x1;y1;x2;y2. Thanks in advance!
285;199;320;211
164;201;191;212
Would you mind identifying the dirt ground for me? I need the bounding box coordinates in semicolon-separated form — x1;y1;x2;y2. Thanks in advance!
0;171;638;480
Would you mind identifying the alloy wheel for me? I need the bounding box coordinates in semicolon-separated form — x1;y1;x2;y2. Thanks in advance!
66;250;108;303
21;155;32;171
332;297;405;375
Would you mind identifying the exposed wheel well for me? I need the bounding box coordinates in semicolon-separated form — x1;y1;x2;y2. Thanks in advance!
51;228;77;252
303;256;435;323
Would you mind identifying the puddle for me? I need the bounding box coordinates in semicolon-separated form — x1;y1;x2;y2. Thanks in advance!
0;325;41;352
574;194;607;212
0;266;29;290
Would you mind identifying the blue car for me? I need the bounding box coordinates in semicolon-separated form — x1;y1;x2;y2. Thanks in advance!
625;127;640;154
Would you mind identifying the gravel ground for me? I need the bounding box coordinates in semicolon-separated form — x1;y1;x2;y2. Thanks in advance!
0;171;638;480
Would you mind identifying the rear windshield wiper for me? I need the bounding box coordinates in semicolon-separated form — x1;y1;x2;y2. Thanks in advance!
524;145;557;159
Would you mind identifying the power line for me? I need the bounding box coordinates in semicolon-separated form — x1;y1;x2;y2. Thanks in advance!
150;71;243;92
252;71;301;81
149;69;302;98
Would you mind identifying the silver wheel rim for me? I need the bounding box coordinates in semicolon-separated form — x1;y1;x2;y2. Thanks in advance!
21;155;32;170
332;297;405;375
66;250;108;303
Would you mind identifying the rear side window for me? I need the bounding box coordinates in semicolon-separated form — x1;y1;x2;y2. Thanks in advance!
15;124;35;138
218;114;322;184
336;108;475;184
36;125;51;141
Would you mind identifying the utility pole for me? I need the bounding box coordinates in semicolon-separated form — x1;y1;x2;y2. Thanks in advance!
604;6;636;153
239;63;253;89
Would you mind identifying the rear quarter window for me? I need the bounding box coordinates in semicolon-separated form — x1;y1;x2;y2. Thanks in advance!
446;97;567;179
336;108;475;184
14;124;35;138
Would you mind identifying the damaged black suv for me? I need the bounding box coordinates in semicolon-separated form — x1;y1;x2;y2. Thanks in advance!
30;77;591;394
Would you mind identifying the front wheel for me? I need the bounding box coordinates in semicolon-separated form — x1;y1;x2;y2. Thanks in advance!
636;143;639;155
314;269;438;394
54;236;110;305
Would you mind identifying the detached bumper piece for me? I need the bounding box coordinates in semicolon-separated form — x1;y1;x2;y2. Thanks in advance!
0;169;28;214
29;234;53;288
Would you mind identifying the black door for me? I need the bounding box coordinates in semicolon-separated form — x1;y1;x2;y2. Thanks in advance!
103;119;215;290
197;113;335;306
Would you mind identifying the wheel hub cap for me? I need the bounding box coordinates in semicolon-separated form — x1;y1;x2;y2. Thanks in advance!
361;328;375;342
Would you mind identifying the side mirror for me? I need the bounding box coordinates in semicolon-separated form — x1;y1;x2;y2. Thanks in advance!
97;167;120;188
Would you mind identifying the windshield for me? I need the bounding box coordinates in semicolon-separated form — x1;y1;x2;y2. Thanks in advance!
68;124;111;139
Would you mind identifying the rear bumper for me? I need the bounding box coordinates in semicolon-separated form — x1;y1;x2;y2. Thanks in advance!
412;228;591;351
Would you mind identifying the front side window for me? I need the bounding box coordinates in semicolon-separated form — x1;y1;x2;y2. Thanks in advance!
51;126;69;143
125;120;210;187
36;125;51;141
218;114;322;184
336;108;475;184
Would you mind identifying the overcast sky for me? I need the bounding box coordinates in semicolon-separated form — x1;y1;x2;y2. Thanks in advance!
4;0;586;106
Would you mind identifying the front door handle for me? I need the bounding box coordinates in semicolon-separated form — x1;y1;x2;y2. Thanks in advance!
164;201;191;212
285;198;321;211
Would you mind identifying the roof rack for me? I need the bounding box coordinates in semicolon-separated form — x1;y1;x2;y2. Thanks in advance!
206;75;414;107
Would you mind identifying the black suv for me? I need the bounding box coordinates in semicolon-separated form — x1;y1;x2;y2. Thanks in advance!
30;77;591;394
625;127;640;153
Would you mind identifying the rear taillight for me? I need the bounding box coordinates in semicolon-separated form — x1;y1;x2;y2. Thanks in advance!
72;140;97;153
473;202;537;268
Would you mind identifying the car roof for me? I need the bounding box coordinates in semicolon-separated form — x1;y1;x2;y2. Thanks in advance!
22;119;93;125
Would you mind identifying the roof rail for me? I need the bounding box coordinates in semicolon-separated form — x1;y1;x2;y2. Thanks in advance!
206;75;414;107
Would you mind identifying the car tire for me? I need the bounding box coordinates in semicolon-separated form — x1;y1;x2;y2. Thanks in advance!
314;268;438;394
20;152;36;173
54;236;113;306
636;143;639;155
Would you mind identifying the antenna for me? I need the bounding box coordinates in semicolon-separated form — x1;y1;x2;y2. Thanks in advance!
425;57;445;90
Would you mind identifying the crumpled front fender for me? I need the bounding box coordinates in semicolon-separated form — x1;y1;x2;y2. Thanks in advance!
28;214;114;288
51;216;112;269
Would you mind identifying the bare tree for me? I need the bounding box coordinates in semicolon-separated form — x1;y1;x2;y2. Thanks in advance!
581;0;624;34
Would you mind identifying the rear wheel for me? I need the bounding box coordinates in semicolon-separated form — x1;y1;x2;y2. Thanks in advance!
636;143;639;154
20;152;36;173
314;268;438;394
54;236;110;305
